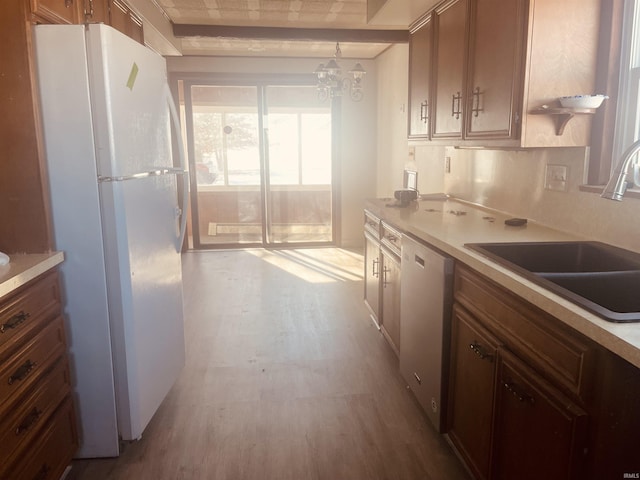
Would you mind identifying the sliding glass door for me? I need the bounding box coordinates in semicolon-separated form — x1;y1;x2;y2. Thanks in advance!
183;81;335;248
264;86;333;244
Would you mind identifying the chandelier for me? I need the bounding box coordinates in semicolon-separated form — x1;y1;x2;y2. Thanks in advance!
314;42;366;102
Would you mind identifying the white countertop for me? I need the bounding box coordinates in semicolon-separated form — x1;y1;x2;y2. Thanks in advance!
366;197;640;369
0;252;64;299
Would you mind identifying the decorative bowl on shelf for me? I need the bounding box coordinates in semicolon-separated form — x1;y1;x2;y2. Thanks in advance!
558;94;608;109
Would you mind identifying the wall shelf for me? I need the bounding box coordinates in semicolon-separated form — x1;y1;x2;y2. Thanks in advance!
530;106;596;136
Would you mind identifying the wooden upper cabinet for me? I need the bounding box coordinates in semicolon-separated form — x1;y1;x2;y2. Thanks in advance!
31;0;82;24
84;0;109;23
432;0;469;140
109;0;144;44
409;0;602;147
408;14;433;139
464;0;527;140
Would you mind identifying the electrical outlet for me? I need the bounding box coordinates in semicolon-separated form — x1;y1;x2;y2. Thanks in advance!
445;156;451;173
545;164;568;191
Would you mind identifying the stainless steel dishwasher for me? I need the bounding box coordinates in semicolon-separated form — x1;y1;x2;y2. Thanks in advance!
400;234;454;432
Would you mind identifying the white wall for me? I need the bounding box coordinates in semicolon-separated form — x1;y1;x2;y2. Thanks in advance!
375;44;409;197
375;44;446;197
443;147;640;252
167;56;377;248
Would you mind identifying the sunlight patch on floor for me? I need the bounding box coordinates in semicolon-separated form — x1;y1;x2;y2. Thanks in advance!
247;248;363;284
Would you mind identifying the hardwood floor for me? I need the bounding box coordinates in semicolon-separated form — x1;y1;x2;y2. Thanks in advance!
68;248;469;480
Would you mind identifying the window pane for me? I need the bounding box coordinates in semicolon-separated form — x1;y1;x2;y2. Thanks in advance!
301;113;332;185
268;113;300;185
226;113;260;185
193;111;223;186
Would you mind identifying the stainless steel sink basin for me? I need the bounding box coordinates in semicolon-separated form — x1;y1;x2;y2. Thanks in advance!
467;241;640;273
466;241;640;322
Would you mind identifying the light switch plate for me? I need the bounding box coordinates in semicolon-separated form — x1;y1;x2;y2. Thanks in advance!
545;164;568;191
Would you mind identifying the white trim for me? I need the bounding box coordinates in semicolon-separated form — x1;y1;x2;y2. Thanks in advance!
613;0;640;167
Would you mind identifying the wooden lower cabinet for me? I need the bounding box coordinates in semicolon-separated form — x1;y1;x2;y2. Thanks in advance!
0;270;78;480
448;264;640;479
492;349;588;480
447;305;498;480
364;231;381;325
380;246;401;354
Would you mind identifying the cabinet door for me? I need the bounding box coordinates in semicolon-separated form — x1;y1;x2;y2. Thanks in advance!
381;248;401;355
492;348;588;480
31;0;81;24
85;0;109;24
447;304;498;480
465;0;527;139
432;0;469;139
408;15;433;139
109;0;144;44
364;233;381;326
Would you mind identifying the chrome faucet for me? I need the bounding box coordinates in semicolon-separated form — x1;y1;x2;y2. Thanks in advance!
601;138;640;200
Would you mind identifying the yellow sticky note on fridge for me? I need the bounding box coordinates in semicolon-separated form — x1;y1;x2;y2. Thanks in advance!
126;63;139;90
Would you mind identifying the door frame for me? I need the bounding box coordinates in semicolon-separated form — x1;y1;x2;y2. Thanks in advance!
172;72;341;250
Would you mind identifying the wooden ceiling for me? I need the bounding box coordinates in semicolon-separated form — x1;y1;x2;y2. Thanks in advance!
155;0;419;57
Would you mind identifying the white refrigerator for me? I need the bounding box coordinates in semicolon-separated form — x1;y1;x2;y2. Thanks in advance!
33;24;188;458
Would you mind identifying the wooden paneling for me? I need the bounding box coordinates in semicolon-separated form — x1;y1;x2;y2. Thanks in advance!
431;0;468;139
408;14;433;139
0;0;53;254
31;0;82;24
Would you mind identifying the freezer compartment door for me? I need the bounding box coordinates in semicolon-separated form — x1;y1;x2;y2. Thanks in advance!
86;24;175;177
99;173;186;441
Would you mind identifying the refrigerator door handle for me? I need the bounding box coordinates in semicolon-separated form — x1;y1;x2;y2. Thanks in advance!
165;83;189;253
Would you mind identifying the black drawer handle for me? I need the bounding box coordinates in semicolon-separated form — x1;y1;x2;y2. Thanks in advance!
503;380;535;405
470;342;494;362
8;359;38;385
1;311;30;333
33;464;51;480
15;407;43;435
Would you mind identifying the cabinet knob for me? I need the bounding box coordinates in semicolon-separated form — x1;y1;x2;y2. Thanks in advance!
33;464;51;480
383;266;391;287
65;0;73;7
471;87;483;117
15;407;43;436
503;379;535;404
8;359;37;385
469;342;493;361
0;310;30;333
420;100;429;123
451;92;462;119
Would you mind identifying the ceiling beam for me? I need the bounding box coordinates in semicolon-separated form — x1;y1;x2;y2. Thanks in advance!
172;25;409;43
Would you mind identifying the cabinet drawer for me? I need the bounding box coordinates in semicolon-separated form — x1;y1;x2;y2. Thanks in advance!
454;264;594;400
0;271;60;357
0;358;71;468
364;210;381;239
31;0;81;24
0;316;66;412
381;222;402;256
4;395;77;480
